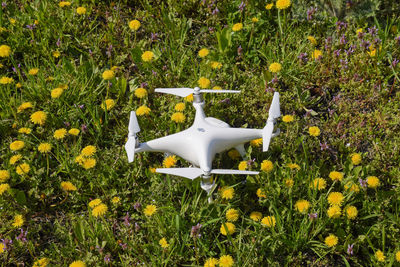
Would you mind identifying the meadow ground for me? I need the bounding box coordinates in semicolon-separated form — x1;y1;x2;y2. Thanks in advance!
1;0;400;266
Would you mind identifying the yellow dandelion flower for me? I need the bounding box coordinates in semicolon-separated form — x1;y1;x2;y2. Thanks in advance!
112;196;120;204
265;3;273;10
204;258;219;267
68;128;80;136
285;178;294;188
81;145;96;156
30;111;47;125
10;140;25;151
184;94;194;102
17;102;33;113
76;7;87;15
28;68;39;75
351;153;362;165
212;86;222;90
250;211;262;221
51;88;63;98
327;205;341;218
69;261;86;267
0;76;14;84
260;160;273;172
59;1;71;7
163;155;177;168
220;222;235;236
16;163;30;175
33;258;50;267
171;112;186;123
88;198;102;208
174;102;185;111
198;77;211;88
329;171;343;181
312;49;323;60
0;45;11;57
101;99;116;110
141;51;154;62
307;36;317;45
54;128;67;139
61;181;77;191
395;251;400;262
282;115;294;122
310;178;326;190
92;203;108;217
18;128;31;134
211;61;222;69
38;143;51;153
276;0;291;9
227;149;240;160
9;154;22;165
198;48;209;58
221;186;234;200
134;87;147;98
226;208;239;222
232;23;243;32
325;234;338;247
269;62;282;73
0;183;10;195
287;163;300;170
367;176;380;188
327;192;344;206
129;19;141;30
136;105;151;116
52;51;60;58
219;255;234;267
143;204;157;216
295;200;311;213
261;216;276;228
250;138;262;147
256;188;267;198
0;243;5;254
149;167;157;173
82;158;96;169
356;28;363;34
375;250;385;262
309;126;320;136
9;18;16;24
12;214;24;227
0;170;10;182
102;69;115;80
238;161;247;170
16;82;22;88
345;206;358;220
159;238;169;249
251;17;259;23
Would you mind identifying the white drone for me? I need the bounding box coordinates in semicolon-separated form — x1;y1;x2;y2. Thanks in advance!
125;87;280;201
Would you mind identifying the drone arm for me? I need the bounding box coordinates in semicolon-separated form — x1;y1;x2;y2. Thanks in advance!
193;102;206;125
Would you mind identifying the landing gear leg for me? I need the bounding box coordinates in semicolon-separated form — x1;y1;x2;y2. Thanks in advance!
201;175;215;203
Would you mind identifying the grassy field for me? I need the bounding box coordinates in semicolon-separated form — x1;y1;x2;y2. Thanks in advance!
1;0;400;266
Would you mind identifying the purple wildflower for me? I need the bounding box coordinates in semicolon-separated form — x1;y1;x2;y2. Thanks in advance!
140;82;148;88
133;202;141;211
347;244;354;255
81;124;88;133
212;7;219;15
359;178;367;188
334;49;341;57
340;59;348;69
340;34;347;45
2;2;7;8
16;229;27;243
368;26;377;36
298;52;308;63
271;77;279;84
357;31;365;39
319;142;329;151
345;45;356;55
191;223;203;238
106;44;112;58
238;1;245;12
89;49;93;56
64;121;71;127
307;7;317;21
119;242;128;250
237;45;243;56
1;239;12;251
336;21;347;32
56;38;61;47
104;254;111;263
392;58;399;68
150;32;159;42
308;213;318;220
152;70;157;76
135;222;141;231
122;212;131;226
360;40;371;50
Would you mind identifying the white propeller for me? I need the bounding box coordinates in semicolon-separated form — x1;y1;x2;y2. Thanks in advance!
156;167;259;180
263;92;280;152
155;87;240;97
125;111;140;163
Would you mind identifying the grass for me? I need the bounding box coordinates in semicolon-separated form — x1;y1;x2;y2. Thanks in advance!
1;0;400;266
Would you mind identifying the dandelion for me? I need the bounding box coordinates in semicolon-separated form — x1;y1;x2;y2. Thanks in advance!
211;61;222;69
312;49;322;60
220;222;235;235
327;192;344;206
250;211;262;221
351;153;362;165
10;140;25;151
295;200;311;213
33;258;50;267
17;102;33;113
12;214;24;227
345;206;358;219
232;23;243;32
228;149;240;160
198;48;209;58
102;70;115;80
16;163;30;175
329;171;343;182
310;178;326;190
134;88;147;98
76;7;87;15
309;126;320;136
171;112;186;123
375;250;385;262
88;199;102;208
219;255;234;267
51;88;63;98
256;188;267;198
287;163;300;170
30;111;47;125
251;17;259;23
276;0;291;9
198;77;211;88
159;238;169;249
307;36;317;45
325;234;338;247
18;128;31;134
0;183;10;195
367;176;380;188
250;138;262;147
101;99;116;110
174;102;185;112
92;203;108;217
141;51;154;62
143;204;157;216
28;68;39;75
38;143;51;153
238;161;247;170
265;3;273;9
327;205;341;218
0;45;11;57
269;62;282;73
111;197;120;204
54;128;67;139
184;94;194;102
136;105;151;116
59;1;71;7
226;208;239;222
129;20;141;30
396;251;400;262
10;155;22;165
0;170;10;182
221;187;234;200
61;181;77;191
282;115;294;122
69;261;86;267
285;178;294;188
260;160;273;172
204;258;219;267
261;216;276;227
0;76;13;84
163;155;177;168
68;128;80;136
82;158;96;169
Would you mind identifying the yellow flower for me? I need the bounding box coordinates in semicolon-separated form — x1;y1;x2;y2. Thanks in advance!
226;208;239;222
136;105;151;116
10;155;22;165
269;62;282;73
250;211;262;221
276;0;291;9
17;102;33;113
287;163;300;170
0;45;11;57
344;182;360;193
327;205;341;218
31;111;47;125
76;7;87;15
251;17;259;23
111;196;120;204
395;251;400;262
0;243;4;254
329;171;343;181
82;158;96;169
16;163;30;175
0;76;14;84
59;1;71;7
351;153;362;165
61;181;77;191
38;143;52;153
12;214;24;227
129;19;141;30
68;128;80;136
310;178;326;190
284;178;294;188
324;234;338;247
143;204;157;216
228;149;240;160
198;77;211;88
88;199;102;208
101;99;116;110
219;255;234;267
102;70;115;80
149;167;156;173
10;140;25;151
9;18;16;24
159;238;169;249
92;203;108;217
212;86;222;90
309;126;320;136
29;68;39;75
265;3;273;10
171;112;186;123
282;115;294;123
261;216;276;228
220;222;235;236
141;51;154;62
0;183;10;195
18;127;31;134
211;61;222;69
69;261;86;267
51;88;63;98
0;170;10;182
52;51;60;58
238;161;247;170
260;160;273;172
307;36;317;45
256;188;267;198
162;155;177;168
312;49;322;60
295;200;311;213
327;192;344;206
204;258;219;267
345;206;358;220
174;102;185;112
368;46;377;57
221;186;234;200
16;82;22;88
81;145;96;157
134;88;147;98
33;258;50;267
250;138;262;147
356;28;363;34
184;94;194;102
232;23;243;32
198;48;209;58
367;176;380;188
375;250;385;262
54;128;67;139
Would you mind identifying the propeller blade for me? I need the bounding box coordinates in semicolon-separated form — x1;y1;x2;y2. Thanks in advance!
155;88;194;97
125;138;136;163
211;169;259;175
262;121;274;152
269;92;281;119
200;90;241;94
156;168;203;180
129;111;140;134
